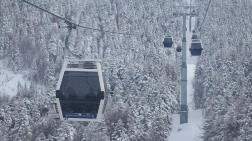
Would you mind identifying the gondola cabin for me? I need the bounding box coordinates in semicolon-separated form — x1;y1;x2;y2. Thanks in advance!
191;9;197;16
192;33;198;39
190;39;203;56
163;35;173;48
176;45;182;52
55;60;106;121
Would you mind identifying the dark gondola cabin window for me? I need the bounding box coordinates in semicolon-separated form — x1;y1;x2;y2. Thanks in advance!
59;71;101;119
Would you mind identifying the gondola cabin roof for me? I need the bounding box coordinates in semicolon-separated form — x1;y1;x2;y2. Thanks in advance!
55;60;106;122
191;39;202;49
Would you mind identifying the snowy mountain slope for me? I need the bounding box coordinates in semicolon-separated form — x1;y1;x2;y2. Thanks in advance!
0;0;183;140
193;0;252;140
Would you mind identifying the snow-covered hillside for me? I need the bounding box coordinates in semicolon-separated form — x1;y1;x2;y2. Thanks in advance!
0;0;251;140
0;0;181;140
194;0;252;140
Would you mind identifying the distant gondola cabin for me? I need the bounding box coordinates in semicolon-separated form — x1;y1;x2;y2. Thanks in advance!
190;39;203;56
163;35;173;48
176;45;182;52
192;33;198;39
55;60;106;122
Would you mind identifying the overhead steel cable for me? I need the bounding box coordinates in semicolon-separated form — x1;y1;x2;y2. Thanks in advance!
20;0;136;36
198;0;212;31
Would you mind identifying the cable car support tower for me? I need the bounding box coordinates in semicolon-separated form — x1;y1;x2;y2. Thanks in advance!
173;6;198;124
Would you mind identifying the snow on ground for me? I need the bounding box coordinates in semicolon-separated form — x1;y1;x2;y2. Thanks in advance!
0;59;30;97
168;64;203;141
168;110;203;141
187;64;196;110
167;0;204;140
